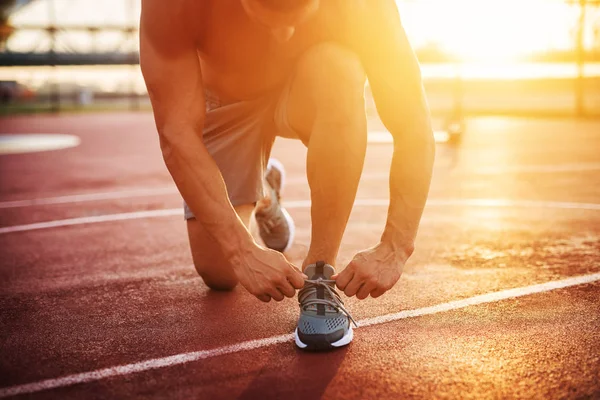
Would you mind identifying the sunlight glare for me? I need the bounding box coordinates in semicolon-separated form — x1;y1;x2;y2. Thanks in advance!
400;0;577;62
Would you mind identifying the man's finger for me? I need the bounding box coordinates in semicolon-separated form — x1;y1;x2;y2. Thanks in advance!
343;276;363;297
292;264;309;279
278;279;296;298
257;294;271;303
287;265;306;289
266;287;285;302
356;282;375;300
334;267;354;291
370;287;387;298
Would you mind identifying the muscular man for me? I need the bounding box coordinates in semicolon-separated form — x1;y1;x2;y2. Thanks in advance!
140;0;434;350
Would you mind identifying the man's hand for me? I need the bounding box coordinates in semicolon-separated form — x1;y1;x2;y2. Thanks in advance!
233;244;307;302
333;242;409;300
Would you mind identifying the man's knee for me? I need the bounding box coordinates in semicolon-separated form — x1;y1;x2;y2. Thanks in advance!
198;269;239;291
304;43;365;87
300;42;366;108
187;219;239;291
192;258;239;291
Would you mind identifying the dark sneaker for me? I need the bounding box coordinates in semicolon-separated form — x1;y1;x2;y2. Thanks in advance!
295;261;357;350
255;158;295;253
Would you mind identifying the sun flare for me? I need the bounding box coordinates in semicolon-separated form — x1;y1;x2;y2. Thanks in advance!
399;0;578;62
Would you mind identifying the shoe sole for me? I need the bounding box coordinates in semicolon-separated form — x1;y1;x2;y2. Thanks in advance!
265;158;295;253
279;207;295;253
294;326;354;350
266;158;286;192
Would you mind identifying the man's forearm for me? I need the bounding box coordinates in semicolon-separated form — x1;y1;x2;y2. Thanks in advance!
380;117;435;260
161;130;256;260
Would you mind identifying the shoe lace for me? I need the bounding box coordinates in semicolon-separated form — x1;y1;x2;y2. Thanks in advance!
299;278;358;327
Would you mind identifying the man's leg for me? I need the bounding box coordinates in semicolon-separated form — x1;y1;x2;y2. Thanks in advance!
284;43;368;268
186;88;279;289
187;203;254;290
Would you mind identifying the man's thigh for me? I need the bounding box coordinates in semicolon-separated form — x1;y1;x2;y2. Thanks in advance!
183;95;277;220
275;42;366;144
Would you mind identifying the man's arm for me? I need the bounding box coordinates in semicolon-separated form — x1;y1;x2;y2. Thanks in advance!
140;0;304;300
359;0;435;256
335;0;435;299
140;0;254;259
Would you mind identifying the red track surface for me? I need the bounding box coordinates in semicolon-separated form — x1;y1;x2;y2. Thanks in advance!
1;113;600;399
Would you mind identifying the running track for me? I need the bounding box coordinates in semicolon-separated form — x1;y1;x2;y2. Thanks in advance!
1;113;599;399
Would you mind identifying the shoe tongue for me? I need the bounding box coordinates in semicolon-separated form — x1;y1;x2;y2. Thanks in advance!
303;261;335;280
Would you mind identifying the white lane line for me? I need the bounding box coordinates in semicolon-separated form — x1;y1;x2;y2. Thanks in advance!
0;134;80;155
0;187;177;209
0;209;181;234
2;198;600;235
1;272;599;398
359;272;600;327
3;162;599;209
474;163;600;175
427;198;600;210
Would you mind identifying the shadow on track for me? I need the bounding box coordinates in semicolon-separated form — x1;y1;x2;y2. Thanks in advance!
237;346;348;400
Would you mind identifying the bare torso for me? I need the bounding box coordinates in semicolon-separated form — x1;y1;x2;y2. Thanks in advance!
190;0;346;100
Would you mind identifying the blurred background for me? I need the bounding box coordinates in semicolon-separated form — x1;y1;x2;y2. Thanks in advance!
0;0;599;120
